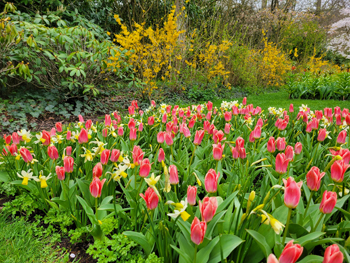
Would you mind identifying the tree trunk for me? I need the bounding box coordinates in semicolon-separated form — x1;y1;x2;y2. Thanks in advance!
316;0;322;14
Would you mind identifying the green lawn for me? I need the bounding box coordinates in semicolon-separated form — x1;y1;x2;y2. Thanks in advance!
204;91;350;112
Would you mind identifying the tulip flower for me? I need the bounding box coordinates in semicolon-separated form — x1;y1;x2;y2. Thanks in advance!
100;149;110;165
66;130;71;140
158;148;165;162
253;125;261;139
183;126;191;138
151;100;156;107
42;130;51;146
55;122;62;132
331;160;349;183
148;116;155;126
162;113;167;123
206;112;212;120
306;122;312;133
191;217;207;245
128;106;135;115
187;186;197;206
285;145;294;161
66;146;72;156
12;132;20;145
213;143;224;160
283;177;302;209
110;149;121;162
257;118;263;127
130;128;137;141
275;153;291;174
90;176;106;198
140;187;159;210
279;240;303;263
157;131;165;144
64;156;74;173
334;106;341;115
102;128;108;138
78;128;89;144
330;148;350;164
20;148;33;163
207;101;213;111
337;130;347;144
132;146;144;165
93;162;103;178
335;114;342;126
232;147;239;159
224;123;231;134
194;130;205;145
323;244;343;263
306;166;325;191
317;129;327;142
289;104;294;112
276;137;286;151
199;197;218;222
213;130;225;143
118;126;124;136
128;118;136;130
239;147;246;159
105;114;112;127
189;117;196;128
232;105;239;115
139;159;151;177
169;165;179;185
294;142;302;155
319;191;337;214
55;166;65;181
346;114;350;125
205;169;220;193
6;144;17;156
267;137;275;153
85;119;92;129
224;111;232;122
165;132;173;146
242;97;247;105
138;123;143;132
267;254;279;263
47;145;59;160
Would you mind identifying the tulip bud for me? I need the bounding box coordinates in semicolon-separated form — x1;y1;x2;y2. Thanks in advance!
187;186;197;205
140;187;159;210
90;176;106;198
323;244;343;263
294;142;302;155
139;158;151;177
279;240;303;263
55;166;65;180
93;162;103;178
199;197;218;222
205;169;220;193
191;217;207;245
337;130;347;144
78;128;89;144
64;156;74;173
48;145;59;160
306;166;325;191
283;177;302;209
55;122;63;132
20;148;33;163
319;191;337;214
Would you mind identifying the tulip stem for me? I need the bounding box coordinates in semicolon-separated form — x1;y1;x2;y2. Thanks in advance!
95;197;98;219
313;214;324;231
282;208;292;245
193;244;198;263
303;191;314;219
189;145;197;167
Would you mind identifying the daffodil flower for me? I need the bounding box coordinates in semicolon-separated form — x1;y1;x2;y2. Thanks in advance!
260;212;285;235
81;147;94;162
51;135;63;144
17;169;34;185
34;132;46;144
107;164;129;182
166;199;190;221
17;129;32;143
33;171;52;188
145;173;160;186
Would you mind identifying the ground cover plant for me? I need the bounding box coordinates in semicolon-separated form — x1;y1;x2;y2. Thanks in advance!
0;97;350;263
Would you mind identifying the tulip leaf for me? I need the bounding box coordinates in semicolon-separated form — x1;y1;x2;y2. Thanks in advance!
124;231;152;256
208;234;243;263
288;223;309;238
0;170;10;183
246;229;271;258
295;232;325;246
170;244;192;263
176;219;192;246
51;197;70;210
100;195;113;206
76;195;97;225
178;234;194;263
76;178;93;207
10;180;36;192
335;206;350;221
296;255;323;263
304;238;343;252
217;191;238;214
197;236;219;263
205;210;227;239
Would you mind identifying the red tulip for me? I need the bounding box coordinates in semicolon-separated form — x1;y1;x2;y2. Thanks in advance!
275;153;291;174
205;169;220;193
337;130;347;144
78;128;89;144
331;160;349;183
194;130;205;145
179;109;184;117
330;148;350;164
105;114;111;127
151;100;156;107
128;105;135;115
289;104;294;112
224;111;232;122
100;149;110;165
335;114;342;126
169;165;179;184
8;144;18;156
167;105;172;114
224;123;231;134
48;145;59;160
187;186;197;206
207;101;213;111
334;106;341;115
191;217;207;245
318;129;327;142
189;117;196;128
162;113;167;123
12;132;20;145
140;187;159;210
128;118;136;129
165;132;173;146
252;125;261;139
279;240;303;263
306;166;325;191
232;105;239;115
55;122;62;132
42;130;51;146
213;143;224;160
319;191;337;214
199;197;218;222
213;130;225;144
285;145;294;161
130;128;137;141
232;147;239;159
85;119;92;130
90;176;106;198
139;158;151;177
158;148;165;162
315;110;323;120
346;114;350;125
20;148;33;163
64;156;74;173
102;128;108;138
283;177;302;209
242;97;247;105
239;147;246;159
55;166;65;181
323;244;343;263
276;137;286;151
306;122;312;133
110;149;121;162
267;137;275;153
118;126;124;136
206;111;212;121
148;116;155;126
93;162;103;178
66;131;71;140
132;146;144;165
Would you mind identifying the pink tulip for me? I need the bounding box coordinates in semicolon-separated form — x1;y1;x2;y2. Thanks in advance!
130;128;137;141
267;137;275;153
232;147;239;159
158;148;165;162
207;101;213;111
165;132;173;146
66;130;71;140
253;125;261;139
189;117;196;128
48;145;59;160
12;132;20;145
42;130;51;146
275;153;291;174
128;106;135;115
285;145;294;161
267;254;279;263
55;166;65;181
55;122;62;132
78;128;89;144
132;146;144;165
276;137;286;151
140;187;159;210
183;126;191;138
283;177;302;209
224;111;232;122
102;128;108;138
191;217;207;245
139;158;151;177
335;114;342;126
118;126;124;136
346;114;350;125
235;137;245;149
100;149;110;165
85;119;92;130
331;160;349;183
224;123;231;134
294;142;302;155
148;116;154;126
187;186;197;206
213;130;225;144
179;109;184;117
306;166;325;191
105;114;111;127
205;169;220;193
199;197;218;222
213;143;224;160
90;176;106;198
330;148;350;164
64;156;74;173
315;110;323;120
128;118;136;129
151;100;156;107
337;130;347;144
279;240;303;263
162;113;167;123
324;108;332;118
169;165;179;184
166;122;173;132
242;97;247;105
138;123;143;132
157;132;165;144
323;244;343;263
93;162;103;178
334;106;341;115
206;111;212;121
131;100;139;109
51;128;56;136
239;147;246;159
194;130;205;145
110;149;121;162
20;148;33;163
318;129;327;142
306;122;313;133
232;105;239;115
319;191;337;214
78;115;84;123
289;104;294;112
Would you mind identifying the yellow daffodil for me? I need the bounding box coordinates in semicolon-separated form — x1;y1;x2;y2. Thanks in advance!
17;129;32;143
17;169;34;185
260;212;285;234
166;199;190;221
34;132;46;144
145;173;160;186
33;171;52;188
107;164;129;182
81;147;94;162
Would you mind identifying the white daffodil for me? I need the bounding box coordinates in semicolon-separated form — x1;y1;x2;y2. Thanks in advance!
299;104;308;112
81;147;94;162
166;199;190;221
17;169;34;185
107;164;129;182
34;132;46;144
17;129;32;143
51;134;63;144
32;172;52;188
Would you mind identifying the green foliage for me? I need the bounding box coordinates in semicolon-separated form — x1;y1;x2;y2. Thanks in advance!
2;192;38;218
187;84;217;102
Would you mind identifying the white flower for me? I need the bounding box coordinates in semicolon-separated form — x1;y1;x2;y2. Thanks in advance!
17;169;34;185
17;129;32;143
166;199;190;221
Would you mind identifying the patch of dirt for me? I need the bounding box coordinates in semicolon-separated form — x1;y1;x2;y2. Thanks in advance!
58;238;96;263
